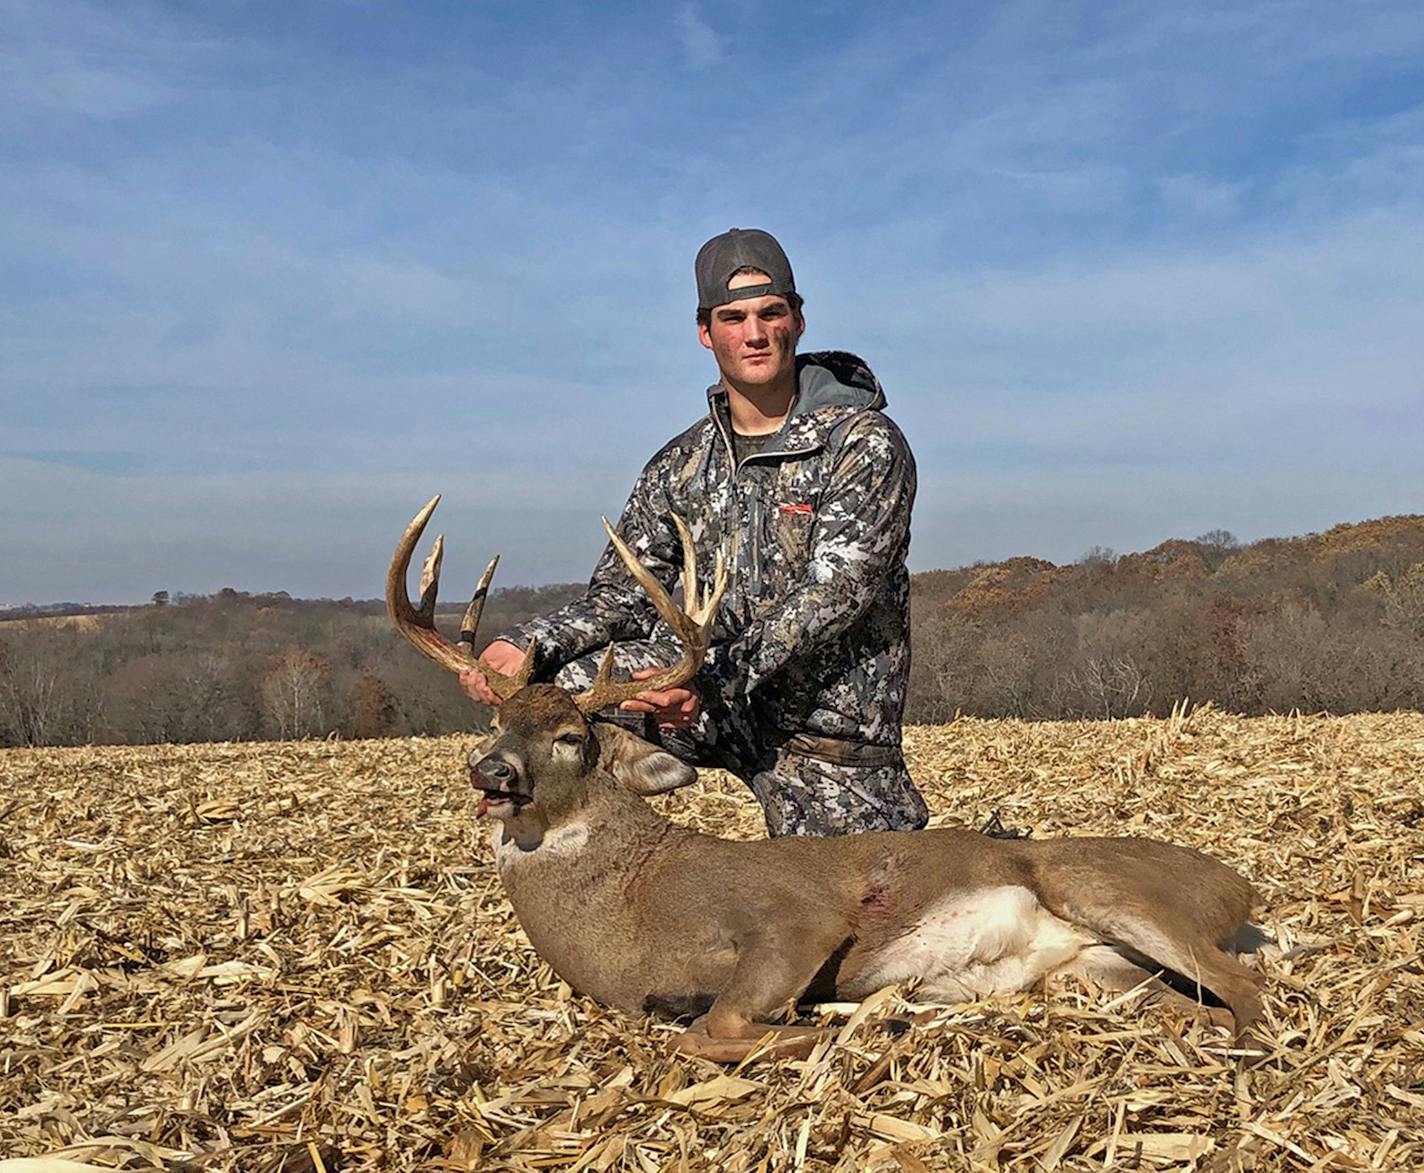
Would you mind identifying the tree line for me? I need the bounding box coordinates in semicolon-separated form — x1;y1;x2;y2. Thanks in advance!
3;516;1422;748
908;516;1424;722
0;584;582;748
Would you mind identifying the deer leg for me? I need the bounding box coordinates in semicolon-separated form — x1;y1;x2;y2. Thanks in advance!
1063;944;1239;1032
1087;919;1265;1041
1029;850;1264;1042
673;1019;823;1063
1176;946;1264;1043
1122;932;1264;1040
673;929;845;1062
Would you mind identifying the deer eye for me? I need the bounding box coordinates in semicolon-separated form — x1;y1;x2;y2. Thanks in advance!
554;733;583;747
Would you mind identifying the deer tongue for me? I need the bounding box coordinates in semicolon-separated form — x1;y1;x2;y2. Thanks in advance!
473;782;529;819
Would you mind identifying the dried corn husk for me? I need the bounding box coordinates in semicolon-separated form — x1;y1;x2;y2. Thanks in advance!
2;710;1421;1170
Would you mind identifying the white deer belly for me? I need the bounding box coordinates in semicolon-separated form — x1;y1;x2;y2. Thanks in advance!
851;885;1093;1003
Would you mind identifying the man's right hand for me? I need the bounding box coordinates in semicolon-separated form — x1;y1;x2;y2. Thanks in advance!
458;640;527;706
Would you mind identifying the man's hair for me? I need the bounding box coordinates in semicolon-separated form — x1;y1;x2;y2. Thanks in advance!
697;266;804;326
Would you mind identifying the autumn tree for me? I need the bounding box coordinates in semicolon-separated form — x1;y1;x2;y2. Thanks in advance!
346;672;401;739
260;649;334;739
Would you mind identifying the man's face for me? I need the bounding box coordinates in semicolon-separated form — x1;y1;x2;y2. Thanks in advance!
698;273;804;391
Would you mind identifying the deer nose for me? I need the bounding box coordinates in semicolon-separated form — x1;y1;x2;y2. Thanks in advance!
475;756;517;788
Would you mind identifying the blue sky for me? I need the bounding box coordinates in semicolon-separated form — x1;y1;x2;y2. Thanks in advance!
3;0;1422;604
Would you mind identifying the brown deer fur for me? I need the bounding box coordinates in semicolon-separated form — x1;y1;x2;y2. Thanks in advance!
472;685;1264;1061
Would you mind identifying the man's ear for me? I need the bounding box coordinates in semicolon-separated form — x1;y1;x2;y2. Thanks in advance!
592;722;697;795
697;320;714;351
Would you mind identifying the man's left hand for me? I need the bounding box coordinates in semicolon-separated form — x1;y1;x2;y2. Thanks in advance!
619;666;701;729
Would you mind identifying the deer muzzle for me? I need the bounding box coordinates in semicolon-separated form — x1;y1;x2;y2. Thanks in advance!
470;754;531;818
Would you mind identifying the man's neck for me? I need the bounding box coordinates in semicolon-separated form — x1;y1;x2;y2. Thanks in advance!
722;371;798;436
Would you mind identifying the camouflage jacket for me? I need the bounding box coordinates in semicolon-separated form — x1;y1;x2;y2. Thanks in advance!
498;351;916;753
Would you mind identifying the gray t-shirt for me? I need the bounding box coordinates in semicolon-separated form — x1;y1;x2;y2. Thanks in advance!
732;429;775;467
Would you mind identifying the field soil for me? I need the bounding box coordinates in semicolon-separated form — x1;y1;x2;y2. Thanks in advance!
2;709;1421;1171
2;612;110;631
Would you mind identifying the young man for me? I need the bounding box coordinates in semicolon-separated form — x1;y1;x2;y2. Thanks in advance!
463;228;928;837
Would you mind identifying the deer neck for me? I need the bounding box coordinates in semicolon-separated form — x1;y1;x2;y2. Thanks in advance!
492;771;673;868
489;774;680;1003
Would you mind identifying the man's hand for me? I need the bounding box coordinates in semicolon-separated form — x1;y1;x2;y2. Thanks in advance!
461;650;699;728
619;666;701;729
458;640;527;706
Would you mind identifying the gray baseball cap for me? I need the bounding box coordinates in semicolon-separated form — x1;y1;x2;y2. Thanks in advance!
695;227;796;310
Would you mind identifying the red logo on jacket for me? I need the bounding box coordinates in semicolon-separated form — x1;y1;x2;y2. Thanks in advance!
779;503;813;516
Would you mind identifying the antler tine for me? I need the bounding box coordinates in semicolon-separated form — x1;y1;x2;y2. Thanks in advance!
417;535;444;622
387;496;447;633
573;515;726;715
386;496;535;703
672;515;698;614
686;548;726;625
701;549;728;621
457;556;499;658
456;555;539;691
587;645;618;692
599;516;690;640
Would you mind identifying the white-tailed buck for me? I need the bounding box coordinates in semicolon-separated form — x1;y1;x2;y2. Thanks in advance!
389;496;1265;1060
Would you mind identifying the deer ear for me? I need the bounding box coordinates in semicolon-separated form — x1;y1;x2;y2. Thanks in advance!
593;722;697;795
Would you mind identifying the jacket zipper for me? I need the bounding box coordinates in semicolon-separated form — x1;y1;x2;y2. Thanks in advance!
736;447;816;597
710;402;818;602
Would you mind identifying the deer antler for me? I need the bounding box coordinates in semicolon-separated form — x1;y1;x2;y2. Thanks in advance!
573;515;727;715
386;495;536;703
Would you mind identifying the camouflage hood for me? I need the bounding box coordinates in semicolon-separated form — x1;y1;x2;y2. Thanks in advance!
704;350;889;465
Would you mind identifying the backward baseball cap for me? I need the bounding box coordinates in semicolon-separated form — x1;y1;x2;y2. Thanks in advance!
695;227;796;310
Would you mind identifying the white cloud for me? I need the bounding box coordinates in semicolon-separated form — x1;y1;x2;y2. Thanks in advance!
675;4;724;69
0;0;201;119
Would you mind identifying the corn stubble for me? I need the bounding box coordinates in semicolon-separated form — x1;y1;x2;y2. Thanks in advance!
1;707;1421;1171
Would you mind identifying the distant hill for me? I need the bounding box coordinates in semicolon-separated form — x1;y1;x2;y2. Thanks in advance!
0;602;132;624
914;515;1424;614
909;515;1424;722
3;516;1421;747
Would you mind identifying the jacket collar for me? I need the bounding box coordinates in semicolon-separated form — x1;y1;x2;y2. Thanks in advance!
705;350;885;458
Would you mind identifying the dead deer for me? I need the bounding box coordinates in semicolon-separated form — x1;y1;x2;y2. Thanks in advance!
389;496;1265;1061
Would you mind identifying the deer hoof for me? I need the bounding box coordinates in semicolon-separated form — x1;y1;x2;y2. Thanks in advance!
674;1023;825;1063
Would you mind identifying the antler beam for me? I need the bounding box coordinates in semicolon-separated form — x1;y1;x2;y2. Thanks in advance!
386;495;536;703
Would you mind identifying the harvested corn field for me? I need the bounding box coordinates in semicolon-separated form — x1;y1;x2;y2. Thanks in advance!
2;708;1422;1171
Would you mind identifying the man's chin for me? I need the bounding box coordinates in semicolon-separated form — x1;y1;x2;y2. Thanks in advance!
735;365;788;388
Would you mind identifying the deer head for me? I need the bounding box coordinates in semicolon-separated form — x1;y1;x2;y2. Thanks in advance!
387;495;726;832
